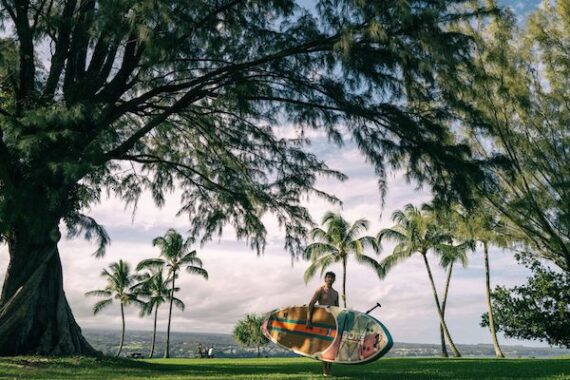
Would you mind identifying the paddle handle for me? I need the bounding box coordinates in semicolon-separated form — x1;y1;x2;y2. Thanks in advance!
365;302;381;314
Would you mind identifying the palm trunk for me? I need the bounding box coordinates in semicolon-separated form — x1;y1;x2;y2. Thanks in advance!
483;242;505;358
421;253;461;357
342;256;347;308
0;223;98;356
439;262;454;358
117;303;126;357
164;271;176;358
149;305;158;358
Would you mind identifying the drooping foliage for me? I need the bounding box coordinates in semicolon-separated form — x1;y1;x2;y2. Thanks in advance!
0;0;495;255
440;0;570;271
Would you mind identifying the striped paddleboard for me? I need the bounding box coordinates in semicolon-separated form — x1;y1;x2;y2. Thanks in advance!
261;305;393;364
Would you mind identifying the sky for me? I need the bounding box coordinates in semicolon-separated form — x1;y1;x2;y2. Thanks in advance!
0;0;550;348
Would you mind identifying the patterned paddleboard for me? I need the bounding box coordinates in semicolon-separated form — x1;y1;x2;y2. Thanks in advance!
261;305;393;364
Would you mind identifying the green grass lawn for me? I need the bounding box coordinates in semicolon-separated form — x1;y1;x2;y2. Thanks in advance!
0;356;569;380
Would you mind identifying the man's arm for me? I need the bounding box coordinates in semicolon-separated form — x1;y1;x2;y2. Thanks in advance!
334;291;339;307
306;288;321;328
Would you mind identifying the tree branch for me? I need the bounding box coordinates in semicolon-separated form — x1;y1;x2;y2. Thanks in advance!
42;0;78;100
93;31;145;103
12;0;36;111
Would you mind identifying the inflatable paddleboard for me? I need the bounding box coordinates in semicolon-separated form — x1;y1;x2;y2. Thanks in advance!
261;305;392;364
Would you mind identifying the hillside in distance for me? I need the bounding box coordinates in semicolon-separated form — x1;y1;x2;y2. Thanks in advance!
83;329;570;359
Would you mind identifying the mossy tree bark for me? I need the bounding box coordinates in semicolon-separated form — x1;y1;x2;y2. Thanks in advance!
0;222;98;356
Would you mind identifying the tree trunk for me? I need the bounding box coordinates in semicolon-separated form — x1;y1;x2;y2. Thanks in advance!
439;263;454;358
483;242;505;358
0;224;98;356
342;256;347;308
164;271;176;358
117;303;125;358
150;305;158;358
421;253;461;358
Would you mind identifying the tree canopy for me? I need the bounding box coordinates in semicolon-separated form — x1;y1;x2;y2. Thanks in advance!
0;0;492;255
0;0;495;356
442;0;570;271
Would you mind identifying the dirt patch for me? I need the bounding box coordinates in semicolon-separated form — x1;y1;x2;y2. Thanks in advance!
13;358;48;368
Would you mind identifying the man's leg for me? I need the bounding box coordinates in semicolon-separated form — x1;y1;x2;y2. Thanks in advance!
322;362;332;376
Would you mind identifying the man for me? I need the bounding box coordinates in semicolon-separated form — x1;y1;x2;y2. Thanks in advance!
306;271;339;376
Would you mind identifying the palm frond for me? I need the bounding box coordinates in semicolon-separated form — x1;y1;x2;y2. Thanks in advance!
136;258;166;271
344;218;370;243
85;289;112;297
179;252;202;267
303;261;320;284
354;254;385;279
381;244;414;274
92;299;113;315
317;255;336;277
310;227;329;243
352;236;379;254
186;266;209;280
377;227;407;243
303;242;338;260
139;301;154;316
433;241;472;268
172;297;186;311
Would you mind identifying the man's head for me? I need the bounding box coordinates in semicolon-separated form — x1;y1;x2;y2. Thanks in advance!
324;271;336;286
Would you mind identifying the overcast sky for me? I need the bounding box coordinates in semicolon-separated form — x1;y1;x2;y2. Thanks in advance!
0;0;548;348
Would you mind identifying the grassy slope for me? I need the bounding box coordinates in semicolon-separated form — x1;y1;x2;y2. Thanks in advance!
0;357;569;379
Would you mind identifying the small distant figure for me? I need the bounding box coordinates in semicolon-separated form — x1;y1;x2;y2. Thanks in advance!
208;346;214;359
197;343;205;358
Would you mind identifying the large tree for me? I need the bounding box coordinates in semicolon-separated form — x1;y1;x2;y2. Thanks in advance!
441;0;570;272
0;0;491;355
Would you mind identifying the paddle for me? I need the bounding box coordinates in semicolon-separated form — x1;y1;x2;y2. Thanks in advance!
365;303;382;314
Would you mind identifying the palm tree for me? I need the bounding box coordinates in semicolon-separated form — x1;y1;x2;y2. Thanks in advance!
133;267;185;358
138;228;208;358
303;212;383;308
233;314;269;357
86;260;140;357
456;207;507;358
436;238;472;357
379;204;462;357
423;204;474;357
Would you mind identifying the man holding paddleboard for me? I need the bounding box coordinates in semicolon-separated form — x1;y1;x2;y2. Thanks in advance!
307;271;339;376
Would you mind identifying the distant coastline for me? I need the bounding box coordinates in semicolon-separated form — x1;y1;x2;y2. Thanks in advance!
83;329;570;359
